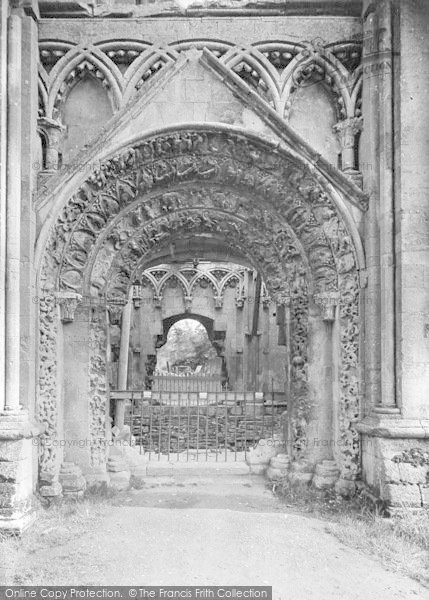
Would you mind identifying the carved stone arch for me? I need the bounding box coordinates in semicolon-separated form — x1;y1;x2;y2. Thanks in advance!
223;48;282;111
161;313;215;347
122;47;179;103
94;40;153;74
47;47;122;119
219;269;244;297
49;146;343;299
190;272;220;298
157;271;191;300
36;125;364;483
94;208;302;302
251;41;301;73
39;40;75;74
284;48;353;120
139;272;158;296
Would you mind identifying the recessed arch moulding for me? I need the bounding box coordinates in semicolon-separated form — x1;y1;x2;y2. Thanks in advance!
36;126;365;493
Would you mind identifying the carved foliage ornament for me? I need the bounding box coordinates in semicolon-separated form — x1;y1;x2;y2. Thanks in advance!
49;131;340;299
38;128;360;478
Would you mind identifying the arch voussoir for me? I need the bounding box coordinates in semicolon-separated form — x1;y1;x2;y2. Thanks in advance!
37;126;362;485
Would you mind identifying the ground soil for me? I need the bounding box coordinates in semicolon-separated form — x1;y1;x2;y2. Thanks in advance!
15;476;429;598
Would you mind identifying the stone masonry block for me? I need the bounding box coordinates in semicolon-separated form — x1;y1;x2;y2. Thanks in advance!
0;461;25;483
0;440;28;462
397;462;428;485
0;483;26;509
381;484;422;507
383;460;401;483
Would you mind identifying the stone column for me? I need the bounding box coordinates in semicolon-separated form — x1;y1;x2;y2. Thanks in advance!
0;4;43;531
108;296;129;429
19;7;38;420
360;0;399;415
4;10;22;412
305;295;337;465
0;0;7;413
375;0;397;414
333;116;363;188
61;297;109;485
393;0;429;424
88;304;109;480
37;117;65;171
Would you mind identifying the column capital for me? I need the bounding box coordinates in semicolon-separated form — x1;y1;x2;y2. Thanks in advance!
55;292;82;323
131;284;143;308
10;1;40;20
333;117;363;150
37;117;66;170
106;296;127;325
313;291;340;322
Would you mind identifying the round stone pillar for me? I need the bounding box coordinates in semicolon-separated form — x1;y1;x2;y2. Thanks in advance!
305;296;336;465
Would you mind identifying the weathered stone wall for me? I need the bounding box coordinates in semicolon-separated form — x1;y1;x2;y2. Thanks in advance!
357;0;429;508
36;13;361;220
11;0;429;526
395;0;429;421
125;263;287;394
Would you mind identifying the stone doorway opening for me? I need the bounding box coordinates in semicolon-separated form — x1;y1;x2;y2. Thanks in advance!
155;318;219;378
114;259;288;463
35;126;363;494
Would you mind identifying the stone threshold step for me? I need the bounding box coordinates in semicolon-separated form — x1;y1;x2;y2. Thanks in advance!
144;460;250;477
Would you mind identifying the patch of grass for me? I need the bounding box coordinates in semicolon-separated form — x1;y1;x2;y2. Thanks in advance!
2;494;114;585
275;479;429;587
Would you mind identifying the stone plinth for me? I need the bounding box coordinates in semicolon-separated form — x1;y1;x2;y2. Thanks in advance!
107;454;131;491
312;460;339;490
0;412;42;533
245;436;283;475
266;453;290;481
59;462;86;498
288;459;314;485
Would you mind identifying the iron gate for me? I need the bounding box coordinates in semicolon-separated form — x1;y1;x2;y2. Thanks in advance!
116;389;286;461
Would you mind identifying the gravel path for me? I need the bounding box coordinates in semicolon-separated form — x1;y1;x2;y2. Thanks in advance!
19;476;428;599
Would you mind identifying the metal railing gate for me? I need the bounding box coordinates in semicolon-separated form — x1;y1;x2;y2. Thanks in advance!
111;388;286;462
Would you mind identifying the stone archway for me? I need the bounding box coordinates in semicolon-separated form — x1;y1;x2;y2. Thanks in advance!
36;125;363;493
161;314;216;349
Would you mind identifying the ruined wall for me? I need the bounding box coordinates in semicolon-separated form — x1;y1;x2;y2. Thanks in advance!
113;263;287;394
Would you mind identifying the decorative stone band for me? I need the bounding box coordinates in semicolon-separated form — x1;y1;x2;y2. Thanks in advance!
313;290;340;322
55;291;82;323
357;417;429;439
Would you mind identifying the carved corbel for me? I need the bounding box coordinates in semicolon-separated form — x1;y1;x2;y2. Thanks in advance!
153;294;163;309
132;284;143;308
333;117;363;187
106;297;127;325
37;117;66;171
214;294;223;309
235;295;245;309
262;294;272;310
314;291;340;322
184;295;193;312
55;292;82;323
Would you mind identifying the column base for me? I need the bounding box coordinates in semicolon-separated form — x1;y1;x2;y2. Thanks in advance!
373;405;401;415
0;410;43;534
0;509;36;534
359;430;429;508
